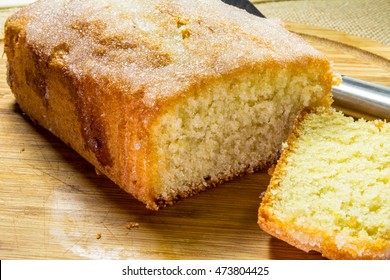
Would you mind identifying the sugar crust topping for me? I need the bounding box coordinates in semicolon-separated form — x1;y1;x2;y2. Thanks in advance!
16;0;325;107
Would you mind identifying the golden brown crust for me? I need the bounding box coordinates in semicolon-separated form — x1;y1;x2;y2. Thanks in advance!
5;0;336;209
258;108;390;259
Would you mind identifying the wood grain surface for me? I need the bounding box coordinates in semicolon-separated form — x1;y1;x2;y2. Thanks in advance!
0;23;389;260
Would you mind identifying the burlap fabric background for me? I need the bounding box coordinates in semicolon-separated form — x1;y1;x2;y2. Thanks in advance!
1;0;389;46
254;0;390;46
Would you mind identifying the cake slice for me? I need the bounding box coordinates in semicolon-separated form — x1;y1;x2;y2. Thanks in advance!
4;0;338;209
258;107;390;259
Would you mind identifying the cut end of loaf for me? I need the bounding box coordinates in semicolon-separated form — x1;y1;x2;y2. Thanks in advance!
148;68;333;208
259;107;390;259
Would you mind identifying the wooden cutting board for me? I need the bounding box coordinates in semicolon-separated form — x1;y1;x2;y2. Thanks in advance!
1;22;389;260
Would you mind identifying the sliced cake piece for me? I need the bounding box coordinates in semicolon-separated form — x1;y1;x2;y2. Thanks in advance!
258;107;390;259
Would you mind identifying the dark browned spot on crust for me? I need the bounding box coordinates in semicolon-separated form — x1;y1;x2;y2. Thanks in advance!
7;65;15;90
49;42;70;67
81;114;113;168
25;51;49;107
98;34;138;50
71;18;108;38
70;16;172;68
72;76;114;168
147;50;172;68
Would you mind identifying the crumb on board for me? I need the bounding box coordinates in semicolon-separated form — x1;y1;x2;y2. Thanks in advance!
96;232;102;239
267;165;276;176
259;191;266;199
95;168;103;176
126;222;139;230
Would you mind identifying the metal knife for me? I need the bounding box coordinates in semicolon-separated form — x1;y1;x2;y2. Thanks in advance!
222;0;390;120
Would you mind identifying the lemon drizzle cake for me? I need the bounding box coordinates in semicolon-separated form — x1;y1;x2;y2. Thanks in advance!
5;0;338;209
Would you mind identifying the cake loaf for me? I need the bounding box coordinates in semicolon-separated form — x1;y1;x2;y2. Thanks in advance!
258;107;390;259
5;0;338;209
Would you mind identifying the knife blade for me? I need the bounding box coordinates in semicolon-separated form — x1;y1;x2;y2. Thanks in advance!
221;0;265;17
221;0;390;120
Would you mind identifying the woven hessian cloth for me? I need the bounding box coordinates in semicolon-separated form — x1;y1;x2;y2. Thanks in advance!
254;0;390;46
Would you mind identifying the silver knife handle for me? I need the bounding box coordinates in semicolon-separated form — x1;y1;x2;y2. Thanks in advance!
332;75;390;120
